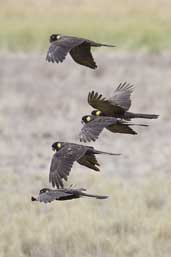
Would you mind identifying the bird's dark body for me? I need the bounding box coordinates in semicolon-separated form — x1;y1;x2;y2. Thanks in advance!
79;115;148;142
88;82;159;120
46;34;115;69
49;142;120;188
31;188;108;203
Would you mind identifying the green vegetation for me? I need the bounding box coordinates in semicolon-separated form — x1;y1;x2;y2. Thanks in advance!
0;0;171;51
1;170;171;257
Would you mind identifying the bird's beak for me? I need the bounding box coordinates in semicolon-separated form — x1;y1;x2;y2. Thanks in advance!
31;196;37;201
52;147;55;151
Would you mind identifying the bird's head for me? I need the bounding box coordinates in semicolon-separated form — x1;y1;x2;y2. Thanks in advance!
40;188;50;194
51;141;64;151
81;115;94;124
91;109;103;116
49;34;61;43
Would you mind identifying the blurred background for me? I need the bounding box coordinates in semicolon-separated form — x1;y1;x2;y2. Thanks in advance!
1;0;171;51
0;1;171;257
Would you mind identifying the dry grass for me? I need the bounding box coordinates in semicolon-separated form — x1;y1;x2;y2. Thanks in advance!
0;51;170;256
1;170;171;257
0;0;171;50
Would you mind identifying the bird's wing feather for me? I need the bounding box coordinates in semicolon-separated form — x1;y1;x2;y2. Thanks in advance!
77;152;100;171
107;123;137;135
88;91;123;115
80;117;117;142
46;37;85;63
70;43;97;69
49;144;87;188
109;82;134;111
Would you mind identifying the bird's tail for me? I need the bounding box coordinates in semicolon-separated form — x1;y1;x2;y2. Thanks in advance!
80;191;108;199
101;43;116;47
92;42;116;47
93;149;121;156
125;112;159;120
127;123;149;127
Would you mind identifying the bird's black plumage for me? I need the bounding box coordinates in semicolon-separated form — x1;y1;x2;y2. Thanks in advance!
31;187;108;203
88;82;159;119
79;115;148;142
49;142;120;188
46;34;115;69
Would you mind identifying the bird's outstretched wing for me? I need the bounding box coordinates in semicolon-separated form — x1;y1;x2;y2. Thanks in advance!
49;144;87;188
88;91;123;115
77;152;100;171
80;116;118;142
70;43;97;69
88;82;134;116
109;82;134;112
46;36;85;63
107;123;137;135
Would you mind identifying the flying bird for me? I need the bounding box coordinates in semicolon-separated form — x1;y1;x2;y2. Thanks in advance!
80;115;148;142
49;141;120;188
88;82;159;119
46;34;115;69
31;187;108;203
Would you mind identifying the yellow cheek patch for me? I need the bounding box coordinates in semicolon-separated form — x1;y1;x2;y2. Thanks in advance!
57;35;61;39
96;110;101;116
86;116;91;122
57;143;62;148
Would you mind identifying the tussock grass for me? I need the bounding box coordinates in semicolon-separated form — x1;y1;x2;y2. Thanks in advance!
1;170;171;257
0;0;171;51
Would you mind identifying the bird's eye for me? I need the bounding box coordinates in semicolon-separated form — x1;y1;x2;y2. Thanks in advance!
57;143;62;148
40;188;48;193
86;116;91;122
96;110;101;116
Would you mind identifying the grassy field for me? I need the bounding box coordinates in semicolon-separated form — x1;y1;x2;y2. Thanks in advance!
0;0;171;51
0;2;170;257
0;51;170;256
1;170;171;257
